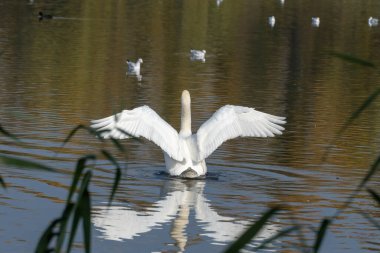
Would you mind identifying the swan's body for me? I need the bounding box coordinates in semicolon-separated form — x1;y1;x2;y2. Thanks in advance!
368;17;379;27
91;90;286;178
190;49;206;62
126;58;143;73
311;17;320;27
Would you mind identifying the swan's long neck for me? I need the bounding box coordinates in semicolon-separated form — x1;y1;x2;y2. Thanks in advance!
180;90;192;136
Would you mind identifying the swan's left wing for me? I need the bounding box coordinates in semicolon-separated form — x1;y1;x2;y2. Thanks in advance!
195;105;286;161
91;106;183;161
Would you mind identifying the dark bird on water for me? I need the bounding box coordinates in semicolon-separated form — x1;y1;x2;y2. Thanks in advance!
39;11;53;21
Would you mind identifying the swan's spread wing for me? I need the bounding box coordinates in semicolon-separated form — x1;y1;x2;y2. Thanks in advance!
195;105;286;161
91;106;183;161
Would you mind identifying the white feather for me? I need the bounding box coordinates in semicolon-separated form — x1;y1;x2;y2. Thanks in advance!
195;105;285;161
91;106;183;161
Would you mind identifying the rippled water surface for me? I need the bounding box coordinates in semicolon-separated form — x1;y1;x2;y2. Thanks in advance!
1;0;380;252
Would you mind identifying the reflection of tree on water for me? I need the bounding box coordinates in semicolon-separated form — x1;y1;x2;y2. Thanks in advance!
92;180;280;251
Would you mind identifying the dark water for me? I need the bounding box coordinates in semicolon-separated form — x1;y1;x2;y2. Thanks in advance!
1;0;380;252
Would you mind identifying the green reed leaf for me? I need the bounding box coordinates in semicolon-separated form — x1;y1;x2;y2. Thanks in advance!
368;188;380;205
0;154;56;172
313;219;330;253
224;206;281;253
35;218;61;253
67;171;92;253
359;156;380;189
339;88;380;136
323;88;380;160
55;203;75;252
359;209;380;230
67;155;96;204
63;124;106;146
63;125;89;145
101;150;122;206
254;225;299;251
0;176;6;189
81;188;91;253
330;51;375;67
110;137;126;153
0;124;20;142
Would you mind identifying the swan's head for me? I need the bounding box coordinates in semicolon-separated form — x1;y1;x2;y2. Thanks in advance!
138;58;143;64
181;90;191;107
202;50;206;54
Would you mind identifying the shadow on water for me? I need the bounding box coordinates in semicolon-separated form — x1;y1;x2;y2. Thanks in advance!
154;170;220;181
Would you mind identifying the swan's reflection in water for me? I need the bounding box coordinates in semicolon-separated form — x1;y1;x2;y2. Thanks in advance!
126;69;142;82
93;179;280;251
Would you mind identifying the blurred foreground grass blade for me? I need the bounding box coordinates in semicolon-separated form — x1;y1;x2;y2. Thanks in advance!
67;155;96;203
338;88;380;136
110;138;126;153
0;124;20;142
0;154;56;172
224;206;281;253
55;203;75;252
313;219;330;253
101;150;122;206
368;188;380;205
359;156;380;188
330;51;375;67
254;225;299;251
323;88;380;160
81;188;91;253
0;176;5;188
63;124;106;146
331;156;380;219
67;171;92;253
359;209;380;230
35;218;61;253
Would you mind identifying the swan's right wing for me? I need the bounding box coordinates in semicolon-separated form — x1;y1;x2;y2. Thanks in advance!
195;105;286;161
91;106;183;161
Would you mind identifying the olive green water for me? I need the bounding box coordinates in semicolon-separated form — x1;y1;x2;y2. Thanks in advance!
0;0;380;252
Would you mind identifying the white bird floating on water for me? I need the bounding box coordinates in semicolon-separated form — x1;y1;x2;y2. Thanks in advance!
268;16;276;27
126;58;143;73
91;90;286;178
190;49;206;62
368;17;379;27
126;58;143;81
311;17;320;27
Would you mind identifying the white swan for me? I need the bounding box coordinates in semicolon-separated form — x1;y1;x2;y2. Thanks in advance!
91;90;286;178
126;58;143;73
190;49;206;62
368;17;379;27
311;17;320;27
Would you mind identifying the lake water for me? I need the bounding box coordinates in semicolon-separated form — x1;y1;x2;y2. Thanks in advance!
1;0;380;252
